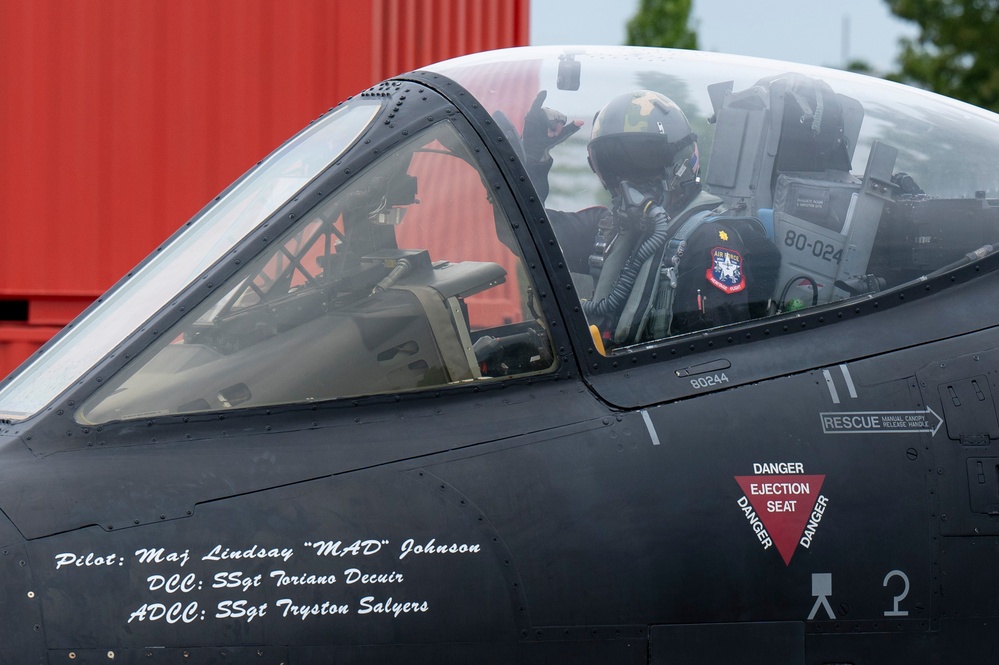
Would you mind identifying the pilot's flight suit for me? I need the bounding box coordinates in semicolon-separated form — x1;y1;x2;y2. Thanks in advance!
548;192;779;346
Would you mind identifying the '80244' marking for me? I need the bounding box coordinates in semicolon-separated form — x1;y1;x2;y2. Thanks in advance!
690;373;730;390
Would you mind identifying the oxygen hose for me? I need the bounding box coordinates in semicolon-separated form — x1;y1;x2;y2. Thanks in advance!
583;200;671;320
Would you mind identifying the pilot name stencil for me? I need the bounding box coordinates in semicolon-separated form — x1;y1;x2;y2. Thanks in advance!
51;536;479;627
735;463;829;565
204;544;295;562
399;537;481;559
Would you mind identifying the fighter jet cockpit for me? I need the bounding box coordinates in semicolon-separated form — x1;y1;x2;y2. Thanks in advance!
74;109;555;422
2;46;999;425
431;47;999;355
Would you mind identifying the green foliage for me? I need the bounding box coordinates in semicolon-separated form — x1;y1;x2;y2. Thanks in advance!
886;0;999;111
845;59;875;74
626;0;699;50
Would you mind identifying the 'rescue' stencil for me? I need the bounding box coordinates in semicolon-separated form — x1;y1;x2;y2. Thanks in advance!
735;463;829;565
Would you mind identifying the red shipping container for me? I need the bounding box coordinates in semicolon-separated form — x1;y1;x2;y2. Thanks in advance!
0;0;529;378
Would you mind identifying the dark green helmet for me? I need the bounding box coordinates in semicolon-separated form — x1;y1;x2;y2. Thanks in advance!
587;90;699;193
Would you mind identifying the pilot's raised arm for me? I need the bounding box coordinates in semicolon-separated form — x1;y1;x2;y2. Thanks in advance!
523;90;779;349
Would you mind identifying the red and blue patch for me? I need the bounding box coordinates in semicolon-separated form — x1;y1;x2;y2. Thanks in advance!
706;247;746;294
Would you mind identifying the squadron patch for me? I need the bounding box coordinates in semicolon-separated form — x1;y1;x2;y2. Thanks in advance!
706;247;746;294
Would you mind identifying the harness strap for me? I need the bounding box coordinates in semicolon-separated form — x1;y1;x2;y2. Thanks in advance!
611;194;720;344
646;209;714;338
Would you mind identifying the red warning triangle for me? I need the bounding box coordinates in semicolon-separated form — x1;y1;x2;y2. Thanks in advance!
735;474;825;565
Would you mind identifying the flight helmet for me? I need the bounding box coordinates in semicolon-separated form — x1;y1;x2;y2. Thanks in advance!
587;90;699;197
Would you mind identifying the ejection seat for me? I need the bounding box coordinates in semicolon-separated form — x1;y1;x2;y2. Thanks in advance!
704;73;898;310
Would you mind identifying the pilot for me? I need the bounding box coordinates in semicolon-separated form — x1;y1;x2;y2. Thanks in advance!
523;90;779;349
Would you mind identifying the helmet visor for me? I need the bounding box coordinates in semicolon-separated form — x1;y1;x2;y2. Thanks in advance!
588;133;674;187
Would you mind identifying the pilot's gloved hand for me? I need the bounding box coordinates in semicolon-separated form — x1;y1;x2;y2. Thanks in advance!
522;90;582;200
523;90;582;163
